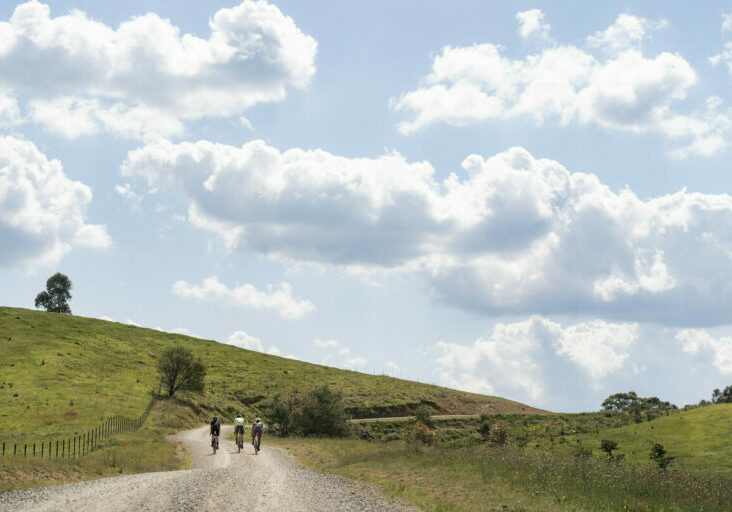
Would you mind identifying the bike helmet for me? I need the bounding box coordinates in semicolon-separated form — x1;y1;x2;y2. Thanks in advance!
236;413;242;418
255;417;261;422
213;416;218;422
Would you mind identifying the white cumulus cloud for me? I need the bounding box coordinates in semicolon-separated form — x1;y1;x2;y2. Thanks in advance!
435;317;637;404
677;329;732;375
0;1;316;139
392;13;727;158
227;330;281;355
0;135;110;269
172;275;315;319
516;9;551;41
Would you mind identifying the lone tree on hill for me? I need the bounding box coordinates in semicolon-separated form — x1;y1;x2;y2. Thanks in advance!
157;346;206;397
34;273;73;314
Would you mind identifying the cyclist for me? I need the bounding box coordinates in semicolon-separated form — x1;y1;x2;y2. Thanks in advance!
210;415;221;452
251;417;263;452
234;413;245;448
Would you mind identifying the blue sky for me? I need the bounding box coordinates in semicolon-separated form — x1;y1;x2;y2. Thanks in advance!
2;1;732;412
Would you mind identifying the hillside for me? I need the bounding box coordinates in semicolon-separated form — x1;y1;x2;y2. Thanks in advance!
0;306;543;444
568;403;732;479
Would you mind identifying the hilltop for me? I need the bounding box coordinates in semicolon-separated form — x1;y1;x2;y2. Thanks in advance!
0;306;543;443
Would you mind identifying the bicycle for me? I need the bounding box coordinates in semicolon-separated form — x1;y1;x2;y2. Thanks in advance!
235;429;244;453
211;435;219;454
253;435;260;455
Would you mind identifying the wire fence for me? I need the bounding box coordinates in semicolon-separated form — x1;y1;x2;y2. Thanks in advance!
1;398;155;459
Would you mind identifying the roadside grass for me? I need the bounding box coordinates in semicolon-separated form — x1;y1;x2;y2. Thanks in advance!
0;306;540;447
0;400;189;492
274;437;732;512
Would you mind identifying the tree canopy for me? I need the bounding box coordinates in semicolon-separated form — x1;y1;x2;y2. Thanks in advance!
34;273;73;314
602;391;675;415
157;346;206;397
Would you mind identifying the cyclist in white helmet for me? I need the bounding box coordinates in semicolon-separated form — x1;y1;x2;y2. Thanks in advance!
234;413;245;450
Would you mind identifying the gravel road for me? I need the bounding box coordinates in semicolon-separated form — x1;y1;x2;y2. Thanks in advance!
0;425;417;512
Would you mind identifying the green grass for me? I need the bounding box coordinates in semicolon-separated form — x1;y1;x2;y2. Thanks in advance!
0;398;189;492
566;404;732;479
274;437;732;512
0;306;537;446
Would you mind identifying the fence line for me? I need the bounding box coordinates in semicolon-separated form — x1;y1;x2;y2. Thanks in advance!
1;397;156;459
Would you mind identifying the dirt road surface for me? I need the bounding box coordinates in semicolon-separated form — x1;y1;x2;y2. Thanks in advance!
0;425;417;511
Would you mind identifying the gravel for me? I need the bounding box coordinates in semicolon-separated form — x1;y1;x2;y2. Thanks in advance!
0;425;419;511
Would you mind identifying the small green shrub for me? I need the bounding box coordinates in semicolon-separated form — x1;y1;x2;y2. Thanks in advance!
413;405;434;427
600;439;618;459
650;442;675;470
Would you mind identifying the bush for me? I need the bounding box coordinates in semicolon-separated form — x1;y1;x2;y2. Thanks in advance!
295;385;348;436
478;420;491;440
489;421;509;446
649;442;675;470
413;405;434;427
409;420;440;446
266;385;348;437
266;394;297;436
600;439;618;459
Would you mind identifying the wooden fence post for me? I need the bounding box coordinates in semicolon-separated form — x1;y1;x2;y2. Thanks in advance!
56;440;58;458
24;444;26;457
13;444;16;456
2;442;4;456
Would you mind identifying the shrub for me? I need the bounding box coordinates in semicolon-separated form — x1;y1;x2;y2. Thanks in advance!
413;405;435;427
267;385;348;437
649;442;675;470
294;384;348;436
266;393;297;436
600;439;618;459
478;420;491;440
489;421;509;446
409;420;440;446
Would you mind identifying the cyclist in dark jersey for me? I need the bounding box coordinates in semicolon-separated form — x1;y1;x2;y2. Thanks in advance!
210;416;221;451
251;417;263;452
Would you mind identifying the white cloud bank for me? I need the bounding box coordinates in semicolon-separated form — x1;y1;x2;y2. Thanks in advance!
435;317;638;403
172;275;315;319
0;135;110;269
392;12;728;158
0;0;316;139
125;139;732;326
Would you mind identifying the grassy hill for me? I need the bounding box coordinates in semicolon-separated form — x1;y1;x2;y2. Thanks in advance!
567;404;732;479
0;306;542;444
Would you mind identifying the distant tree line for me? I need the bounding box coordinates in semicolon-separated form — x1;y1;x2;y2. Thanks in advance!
601;391;676;421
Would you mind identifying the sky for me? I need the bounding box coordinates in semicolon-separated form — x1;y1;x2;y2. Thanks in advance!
2;0;732;412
